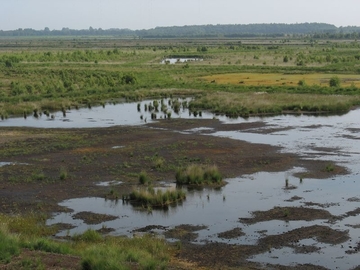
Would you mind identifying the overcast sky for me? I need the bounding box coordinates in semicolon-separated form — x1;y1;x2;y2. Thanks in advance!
1;0;359;31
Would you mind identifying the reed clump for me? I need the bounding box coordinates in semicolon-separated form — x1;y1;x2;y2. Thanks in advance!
176;164;223;186
125;187;186;209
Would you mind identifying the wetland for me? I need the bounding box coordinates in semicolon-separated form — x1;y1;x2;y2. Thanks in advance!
1;36;360;269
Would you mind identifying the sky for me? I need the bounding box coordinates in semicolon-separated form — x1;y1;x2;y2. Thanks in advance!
1;0;360;31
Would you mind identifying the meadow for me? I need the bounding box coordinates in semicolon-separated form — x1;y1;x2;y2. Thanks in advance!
1;37;360;119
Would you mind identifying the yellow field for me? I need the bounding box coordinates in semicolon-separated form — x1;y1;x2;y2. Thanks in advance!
202;73;360;87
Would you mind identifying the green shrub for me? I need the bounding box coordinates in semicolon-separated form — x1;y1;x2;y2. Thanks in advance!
298;79;306;86
329;76;341;87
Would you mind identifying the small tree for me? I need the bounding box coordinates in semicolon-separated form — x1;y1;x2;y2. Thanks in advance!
121;74;137;84
5;60;12;68
329;76;340;87
283;55;289;63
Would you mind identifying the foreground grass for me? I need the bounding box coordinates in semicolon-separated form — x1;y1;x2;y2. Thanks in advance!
0;214;171;269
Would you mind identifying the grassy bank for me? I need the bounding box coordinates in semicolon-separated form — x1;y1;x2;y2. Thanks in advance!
189;92;360;117
0;214;172;269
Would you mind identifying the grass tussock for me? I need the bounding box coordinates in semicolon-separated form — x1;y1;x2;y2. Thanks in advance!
138;170;150;185
127;187;186;209
176;164;223;185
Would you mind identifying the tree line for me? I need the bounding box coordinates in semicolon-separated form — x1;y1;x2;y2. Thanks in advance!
1;23;360;38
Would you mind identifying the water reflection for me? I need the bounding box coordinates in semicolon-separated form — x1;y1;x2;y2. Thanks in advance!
0;98;212;128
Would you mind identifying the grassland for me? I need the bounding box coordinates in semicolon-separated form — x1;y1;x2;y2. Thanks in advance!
1;37;360;118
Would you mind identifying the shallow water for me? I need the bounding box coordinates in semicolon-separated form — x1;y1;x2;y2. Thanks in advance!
207;110;360;173
0;98;214;128
161;58;203;64
3;100;360;268
47;169;360;268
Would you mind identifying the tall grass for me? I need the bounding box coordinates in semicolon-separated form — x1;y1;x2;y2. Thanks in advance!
0;215;172;269
176;164;223;185
139;171;150;185
79;233;169;270
0;224;20;264
127;187;186;208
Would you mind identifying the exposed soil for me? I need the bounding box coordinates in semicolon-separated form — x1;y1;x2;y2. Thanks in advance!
285;196;303;202
239;206;335;224
0;118;352;269
72;211;118;225
164;225;208;242
177;225;348;269
217;227;245;239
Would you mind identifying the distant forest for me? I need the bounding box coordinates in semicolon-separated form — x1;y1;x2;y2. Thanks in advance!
1;23;360;38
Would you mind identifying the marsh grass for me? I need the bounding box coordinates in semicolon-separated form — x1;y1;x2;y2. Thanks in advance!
139;171;150;185
152;157;165;170
325;163;335;172
176;164;223;186
0;215;172;269
59;167;68;180
79;233;169;270
126;187;186;209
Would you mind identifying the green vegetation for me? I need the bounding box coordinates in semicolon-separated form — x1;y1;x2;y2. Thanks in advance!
0;214;172;269
329;76;341;87
1;35;360;268
1;23;359;38
138;171;150;185
0;36;360;119
126;187;186;209
176;164;223;185
325;163;335;172
0;37;360;118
